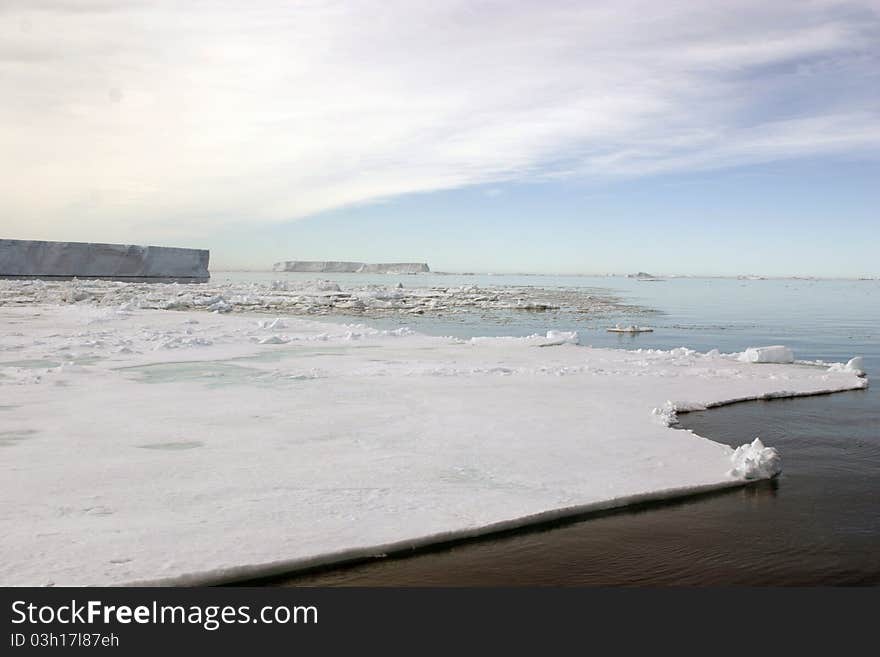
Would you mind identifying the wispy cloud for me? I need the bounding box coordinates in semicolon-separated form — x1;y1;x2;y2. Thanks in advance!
1;0;878;241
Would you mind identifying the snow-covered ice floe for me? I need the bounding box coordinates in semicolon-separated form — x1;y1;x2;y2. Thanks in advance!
0;304;868;586
607;324;654;333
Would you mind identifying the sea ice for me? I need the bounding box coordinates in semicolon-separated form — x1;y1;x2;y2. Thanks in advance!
738;345;795;364
607;324;654;333
0;277;646;320
543;330;579;345
827;356;866;376
0;302;867;586
728;438;782;480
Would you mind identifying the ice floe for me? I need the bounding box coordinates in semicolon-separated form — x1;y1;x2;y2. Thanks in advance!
0;303;868;586
607;324;654;333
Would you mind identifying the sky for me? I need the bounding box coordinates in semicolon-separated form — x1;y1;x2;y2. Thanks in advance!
1;0;879;277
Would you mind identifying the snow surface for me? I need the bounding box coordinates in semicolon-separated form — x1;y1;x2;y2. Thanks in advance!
0;302;868;586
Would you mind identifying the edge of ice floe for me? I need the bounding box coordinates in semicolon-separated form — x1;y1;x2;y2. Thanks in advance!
115;372;868;588
103;352;868;587
672;378;868;418
120;478;751;587
652;372;869;440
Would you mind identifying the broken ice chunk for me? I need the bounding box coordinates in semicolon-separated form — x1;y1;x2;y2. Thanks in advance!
738;346;794;364
728;437;782;480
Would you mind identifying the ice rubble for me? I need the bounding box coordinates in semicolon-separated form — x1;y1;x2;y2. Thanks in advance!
0;303;868;586
0;277;646;320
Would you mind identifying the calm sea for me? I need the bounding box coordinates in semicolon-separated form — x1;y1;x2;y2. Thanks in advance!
217;273;880;585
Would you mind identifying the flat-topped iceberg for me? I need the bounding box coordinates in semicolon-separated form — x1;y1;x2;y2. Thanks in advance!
0;239;209;281
0;304;867;586
273;260;429;274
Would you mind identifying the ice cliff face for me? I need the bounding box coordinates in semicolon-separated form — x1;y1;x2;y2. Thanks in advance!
272;260;429;274
0;239;209;281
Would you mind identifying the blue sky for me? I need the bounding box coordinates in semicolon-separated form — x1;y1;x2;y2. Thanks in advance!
212;156;880;276
2;1;879;276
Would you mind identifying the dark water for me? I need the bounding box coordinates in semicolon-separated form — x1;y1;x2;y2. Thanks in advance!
257;276;880;586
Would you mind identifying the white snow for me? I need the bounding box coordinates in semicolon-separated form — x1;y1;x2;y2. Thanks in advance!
846;356;865;372
0;302;868;586
257;317;287;330
738;345;795;364
728;438;782;480
827;356;866;377
542;330;580;345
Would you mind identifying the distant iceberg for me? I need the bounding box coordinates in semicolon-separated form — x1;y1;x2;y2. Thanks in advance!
273;260;429;274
